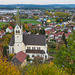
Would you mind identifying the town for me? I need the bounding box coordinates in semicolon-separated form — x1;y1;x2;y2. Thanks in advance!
0;5;75;75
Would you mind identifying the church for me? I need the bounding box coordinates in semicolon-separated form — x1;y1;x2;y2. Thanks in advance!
9;10;48;60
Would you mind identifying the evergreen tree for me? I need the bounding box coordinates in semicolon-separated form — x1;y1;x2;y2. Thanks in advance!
62;33;67;46
39;29;45;35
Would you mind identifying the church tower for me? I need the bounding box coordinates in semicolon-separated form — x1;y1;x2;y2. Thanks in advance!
14;9;23;53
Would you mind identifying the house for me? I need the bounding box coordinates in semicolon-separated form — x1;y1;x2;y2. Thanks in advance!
67;27;72;32
48;34;54;42
6;26;13;33
54;34;58;40
9;9;48;60
49;23;54;27
58;32;64;38
11;51;27;67
0;31;5;38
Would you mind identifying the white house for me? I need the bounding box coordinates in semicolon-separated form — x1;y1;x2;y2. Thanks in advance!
6;26;13;33
9;10;48;60
0;31;5;38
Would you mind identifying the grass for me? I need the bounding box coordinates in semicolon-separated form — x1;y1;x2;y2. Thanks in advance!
0;22;8;28
50;18;56;23
21;18;42;25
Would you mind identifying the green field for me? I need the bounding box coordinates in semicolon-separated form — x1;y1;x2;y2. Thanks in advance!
21;19;42;25
0;22;8;28
50;18;56;23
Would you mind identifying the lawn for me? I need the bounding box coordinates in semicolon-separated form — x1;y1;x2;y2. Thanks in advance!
0;22;8;28
21;18;42;25
50;18;56;23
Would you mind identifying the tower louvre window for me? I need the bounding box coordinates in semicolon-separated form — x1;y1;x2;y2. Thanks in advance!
16;30;18;33
18;30;20;33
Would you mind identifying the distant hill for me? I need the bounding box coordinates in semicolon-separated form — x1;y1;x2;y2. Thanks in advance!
0;4;75;9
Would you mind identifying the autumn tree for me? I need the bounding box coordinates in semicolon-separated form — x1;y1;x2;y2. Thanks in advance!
3;34;12;46
23;23;29;31
45;11;53;17
33;16;39;20
0;54;21;75
25;62;69;75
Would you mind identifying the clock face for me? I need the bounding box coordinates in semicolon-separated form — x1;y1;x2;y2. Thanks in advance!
16;26;19;29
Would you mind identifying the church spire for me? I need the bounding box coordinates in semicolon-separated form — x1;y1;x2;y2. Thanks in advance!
16;9;21;27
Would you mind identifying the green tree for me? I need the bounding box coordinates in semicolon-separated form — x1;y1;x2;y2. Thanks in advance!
25;62;69;75
62;33;67;46
39;29;45;35
54;31;75;75
2;46;8;57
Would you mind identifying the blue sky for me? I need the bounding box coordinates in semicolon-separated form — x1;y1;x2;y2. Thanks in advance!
0;0;75;5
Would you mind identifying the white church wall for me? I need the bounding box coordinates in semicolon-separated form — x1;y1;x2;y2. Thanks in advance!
26;45;45;50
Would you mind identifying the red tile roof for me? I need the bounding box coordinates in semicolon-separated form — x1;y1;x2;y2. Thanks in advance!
15;51;27;63
8;26;13;30
0;30;5;35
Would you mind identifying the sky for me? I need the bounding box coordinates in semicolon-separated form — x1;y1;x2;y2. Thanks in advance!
0;0;75;5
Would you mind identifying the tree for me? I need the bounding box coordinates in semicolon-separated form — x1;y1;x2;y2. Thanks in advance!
33;16;39;20
25;62;69;75
9;21;15;28
54;31;75;75
23;23;29;31
2;46;8;57
72;15;75;21
3;34;12;46
0;54;21;75
39;29;45;35
62;33;67;46
45;11;53;16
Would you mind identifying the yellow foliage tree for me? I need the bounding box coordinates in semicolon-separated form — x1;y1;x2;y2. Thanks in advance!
24;23;29;31
2;24;5;29
0;54;21;75
25;62;69;75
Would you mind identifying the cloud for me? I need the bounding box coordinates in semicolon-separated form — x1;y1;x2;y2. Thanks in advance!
0;0;75;5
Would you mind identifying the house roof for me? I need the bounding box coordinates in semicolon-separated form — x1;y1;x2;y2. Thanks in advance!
11;57;22;66
9;34;46;46
8;26;13;30
15;51;27;63
11;51;27;65
9;35;14;46
23;34;46;45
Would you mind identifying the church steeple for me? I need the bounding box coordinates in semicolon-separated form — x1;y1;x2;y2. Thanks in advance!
16;9;21;27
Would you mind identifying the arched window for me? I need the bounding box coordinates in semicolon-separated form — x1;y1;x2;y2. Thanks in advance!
12;47;14;53
32;55;34;57
16;30;18;33
18;30;20;33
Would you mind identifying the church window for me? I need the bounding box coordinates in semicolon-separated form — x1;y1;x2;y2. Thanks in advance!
32;47;36;50
12;47;14;53
17;36;19;38
37;47;40;50
27;47;31;50
16;30;18;33
37;55;39;57
18;30;20;33
17;44;19;46
45;55;47;59
32;55;34;57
